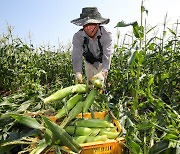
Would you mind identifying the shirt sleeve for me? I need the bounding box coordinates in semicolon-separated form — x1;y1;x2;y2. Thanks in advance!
72;32;83;73
102;30;113;72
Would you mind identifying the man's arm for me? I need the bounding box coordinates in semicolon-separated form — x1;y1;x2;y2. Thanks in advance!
72;32;83;73
102;30;113;73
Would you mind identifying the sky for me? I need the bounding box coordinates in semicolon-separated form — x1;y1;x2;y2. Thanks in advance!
0;0;179;48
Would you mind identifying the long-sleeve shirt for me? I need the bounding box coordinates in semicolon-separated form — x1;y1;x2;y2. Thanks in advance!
72;26;113;73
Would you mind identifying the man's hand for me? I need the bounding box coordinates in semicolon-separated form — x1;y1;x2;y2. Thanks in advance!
94;71;108;81
101;71;108;78
76;72;83;84
92;71;108;89
93;71;104;82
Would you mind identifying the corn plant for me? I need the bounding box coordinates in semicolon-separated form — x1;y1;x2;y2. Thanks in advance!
110;1;180;153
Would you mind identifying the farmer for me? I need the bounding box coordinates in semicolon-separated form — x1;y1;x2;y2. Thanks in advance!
71;7;113;87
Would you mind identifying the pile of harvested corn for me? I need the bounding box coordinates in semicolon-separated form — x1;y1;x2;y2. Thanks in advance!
66;118;120;144
43;79;120;150
8;79;121;154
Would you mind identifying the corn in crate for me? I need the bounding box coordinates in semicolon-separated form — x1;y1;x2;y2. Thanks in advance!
43;82;125;154
61;111;125;154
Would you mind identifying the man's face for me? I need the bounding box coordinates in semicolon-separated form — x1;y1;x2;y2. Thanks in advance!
83;23;99;39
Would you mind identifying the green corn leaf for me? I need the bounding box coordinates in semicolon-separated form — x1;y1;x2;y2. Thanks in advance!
83;89;97;112
114;20;137;28
131;40;138;48
8;113;44;130
146;26;157;34
149;140;170;154
0;145;16;154
0;115;14;128
16;101;31;113
148;74;154;87
61;101;83;128
0;101;15;107
167;27;176;36
54;145;62;154
30;139;47;154
131;21;144;39
132;22;140;38
41;115;82;154
148;43;155;50
55;93;82;119
129;140;143;154
163;134;178;140
128;50;137;65
44;128;53;146
152;122;170;133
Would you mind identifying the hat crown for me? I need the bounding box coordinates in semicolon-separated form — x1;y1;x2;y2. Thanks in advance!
71;7;110;26
80;7;101;19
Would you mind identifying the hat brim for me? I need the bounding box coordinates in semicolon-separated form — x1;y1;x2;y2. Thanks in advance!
71;17;110;26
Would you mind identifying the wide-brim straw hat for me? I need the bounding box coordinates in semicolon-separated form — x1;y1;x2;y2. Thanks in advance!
71;7;110;26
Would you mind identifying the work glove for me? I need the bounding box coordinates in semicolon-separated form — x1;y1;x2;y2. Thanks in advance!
93;72;104;82
93;71;107;83
93;71;108;94
76;72;83;84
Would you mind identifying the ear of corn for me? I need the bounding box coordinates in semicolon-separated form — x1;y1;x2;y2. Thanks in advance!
55;94;82;119
73;136;87;144
41;115;82;154
83;89;97;113
99;129;120;139
86;135;108;142
43;84;88;104
89;128;100;136
65;126;92;136
43;86;73;103
100;127;118;132
90;78;103;88
61;101;84;128
71;84;89;93
76;119;115;128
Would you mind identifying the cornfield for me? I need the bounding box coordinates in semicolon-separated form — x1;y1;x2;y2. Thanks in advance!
0;3;179;154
